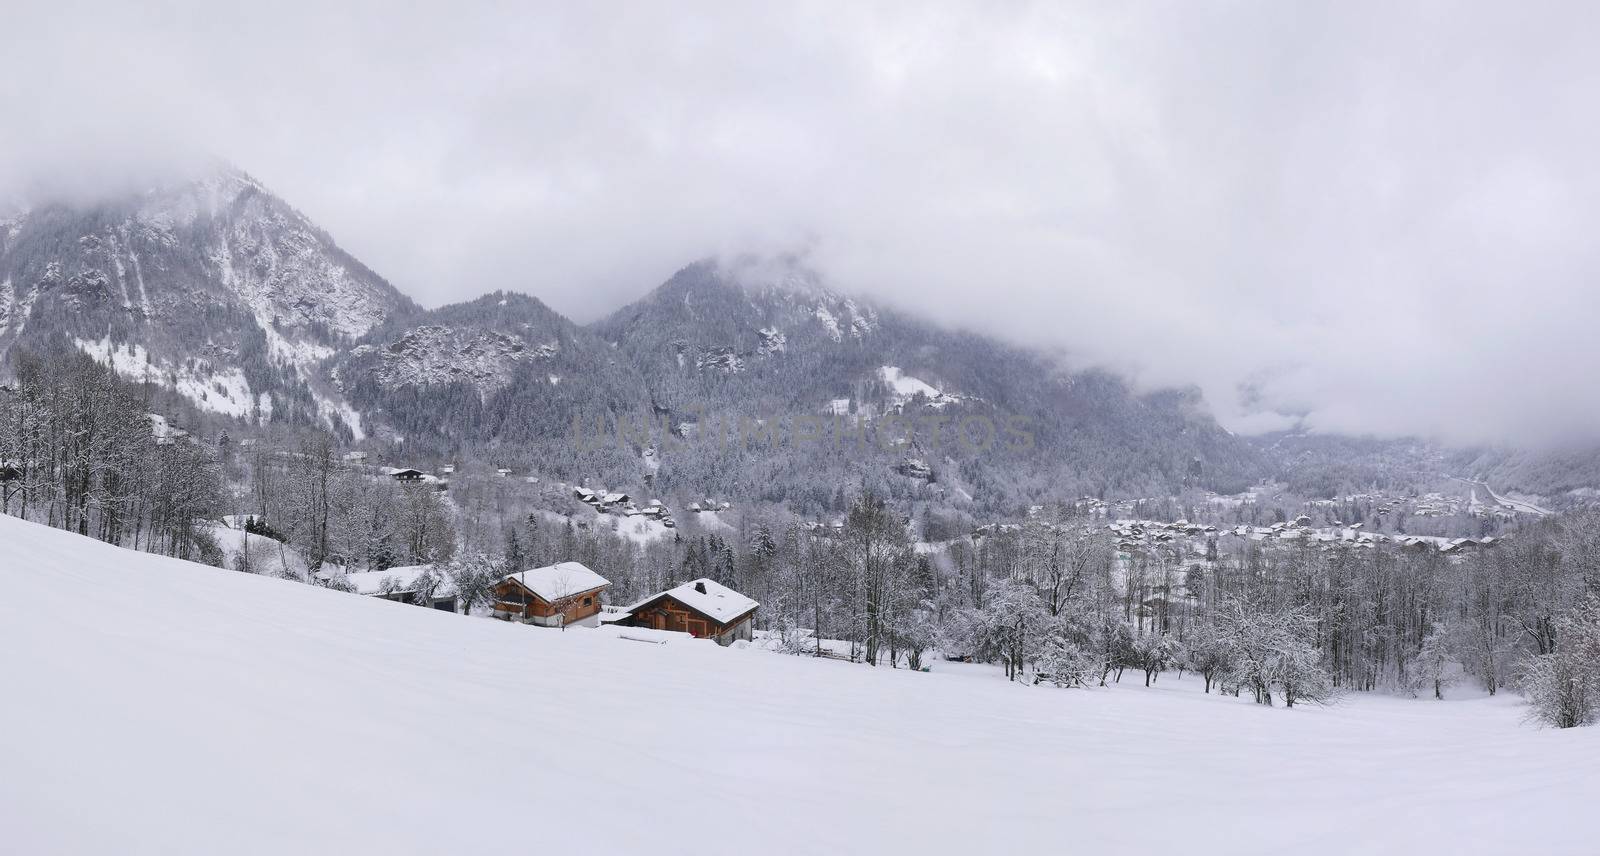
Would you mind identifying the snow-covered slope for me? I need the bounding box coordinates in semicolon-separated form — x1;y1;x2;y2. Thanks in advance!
2;513;1597;855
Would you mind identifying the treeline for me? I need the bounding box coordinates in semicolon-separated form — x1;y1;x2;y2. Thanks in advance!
0;346;222;561
502;492;1600;727
7;345;1597;729
240;435;456;576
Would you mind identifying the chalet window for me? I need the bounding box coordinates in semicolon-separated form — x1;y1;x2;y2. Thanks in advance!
582;596;593;606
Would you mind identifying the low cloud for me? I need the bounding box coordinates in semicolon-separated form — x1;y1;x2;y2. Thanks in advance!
4;2;1599;446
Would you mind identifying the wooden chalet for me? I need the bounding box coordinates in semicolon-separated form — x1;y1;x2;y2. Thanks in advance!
387;467;426;482
617;579;759;645
492;561;611;627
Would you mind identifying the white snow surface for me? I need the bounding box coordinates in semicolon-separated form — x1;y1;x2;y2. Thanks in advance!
313;389;367;441
879;365;936;396
262;322;336;369
504;560;609;601
814;303;843;341
3;514;1600;855
609;513;673;544
0;278;15;331
879;365;961;408
0;276;43;340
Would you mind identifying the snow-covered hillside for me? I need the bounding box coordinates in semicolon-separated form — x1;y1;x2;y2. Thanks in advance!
2;513;1597;855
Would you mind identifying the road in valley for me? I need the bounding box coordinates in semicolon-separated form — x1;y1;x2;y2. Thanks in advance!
1447;475;1551;516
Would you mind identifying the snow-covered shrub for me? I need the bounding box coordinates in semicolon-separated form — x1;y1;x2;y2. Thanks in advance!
1034;638;1103;688
1403;622;1459;700
1183;624;1234;694
1216;595;1334;708
1522;597;1600;729
191;528;225;568
1131;632;1177;687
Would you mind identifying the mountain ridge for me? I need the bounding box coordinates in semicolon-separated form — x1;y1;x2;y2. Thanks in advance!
0;163;1446;509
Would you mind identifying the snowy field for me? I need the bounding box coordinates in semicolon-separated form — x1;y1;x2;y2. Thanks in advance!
2;514;1597;855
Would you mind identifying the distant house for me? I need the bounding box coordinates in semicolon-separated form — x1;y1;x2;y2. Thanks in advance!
492;562;611;627
616;579;759;645
496;468;513;478
439;464;456;474
339;565;456;612
387;467;426;482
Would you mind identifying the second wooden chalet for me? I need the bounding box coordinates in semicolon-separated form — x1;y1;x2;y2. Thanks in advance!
616;578;759;645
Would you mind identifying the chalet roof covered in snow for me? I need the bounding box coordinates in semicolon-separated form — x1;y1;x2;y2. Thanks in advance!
502;561;610;602
627;578;759;624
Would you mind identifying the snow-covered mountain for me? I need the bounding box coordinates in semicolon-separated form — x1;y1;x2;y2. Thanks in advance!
590;258;1267;501
332;291;649;454
0;164;414;437
1;164;1269;504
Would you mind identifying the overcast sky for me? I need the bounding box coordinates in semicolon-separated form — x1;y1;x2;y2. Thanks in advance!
4;1;1600;446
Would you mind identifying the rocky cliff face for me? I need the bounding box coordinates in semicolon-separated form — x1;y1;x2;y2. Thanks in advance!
349;325;554;391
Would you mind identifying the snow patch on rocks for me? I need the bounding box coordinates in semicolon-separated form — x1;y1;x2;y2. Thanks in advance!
77;337;260;420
